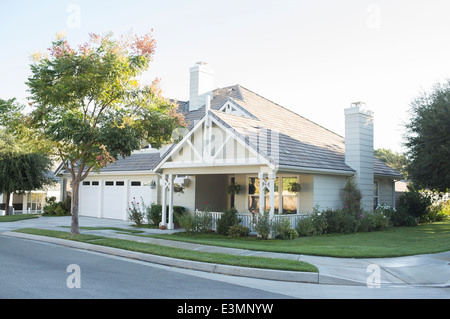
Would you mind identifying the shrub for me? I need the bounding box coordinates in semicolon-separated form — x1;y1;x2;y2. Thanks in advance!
296;216;315;237
173;206;186;227
253;211;271;239
272;218;299;239
217;208;241;236
358;210;390;232
196;212;213;233
127;200;145;226
228;224;250;238
179;213;196;234
343;179;362;214
398;185;432;219
146;204;162;226
324;208;359;234
42;196;71;216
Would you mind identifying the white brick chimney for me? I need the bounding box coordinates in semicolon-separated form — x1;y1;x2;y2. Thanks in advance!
344;102;374;211
189;61;214;111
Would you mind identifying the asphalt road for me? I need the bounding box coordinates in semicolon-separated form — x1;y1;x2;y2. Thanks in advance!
0;235;291;299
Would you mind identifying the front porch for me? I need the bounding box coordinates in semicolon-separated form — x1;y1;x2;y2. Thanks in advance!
157;169;317;230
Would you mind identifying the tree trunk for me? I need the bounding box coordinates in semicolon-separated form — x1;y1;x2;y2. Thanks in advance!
4;192;11;216
70;178;80;235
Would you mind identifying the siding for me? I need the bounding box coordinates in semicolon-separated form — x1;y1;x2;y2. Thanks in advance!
313;175;347;210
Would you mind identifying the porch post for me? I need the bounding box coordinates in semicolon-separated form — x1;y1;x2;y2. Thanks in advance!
258;172;266;214
167;173;174;230
160;174;168;227
268;173;275;218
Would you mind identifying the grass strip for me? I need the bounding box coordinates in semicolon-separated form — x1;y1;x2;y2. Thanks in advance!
147;221;450;258
0;214;40;222
13;228;318;273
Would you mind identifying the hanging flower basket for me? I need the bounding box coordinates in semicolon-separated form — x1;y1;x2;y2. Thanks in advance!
226;183;241;195
288;182;301;193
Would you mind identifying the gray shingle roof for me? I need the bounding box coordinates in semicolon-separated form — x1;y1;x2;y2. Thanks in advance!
176;84;402;178
72;84;401;179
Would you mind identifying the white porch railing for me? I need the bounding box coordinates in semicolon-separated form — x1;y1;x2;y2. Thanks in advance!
195;210;308;232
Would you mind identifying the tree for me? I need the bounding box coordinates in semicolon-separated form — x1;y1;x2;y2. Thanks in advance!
374;148;408;179
0;130;54;215
19;31;184;234
404;80;450;192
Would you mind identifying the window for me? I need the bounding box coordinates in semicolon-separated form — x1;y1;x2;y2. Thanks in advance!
247;175;299;214
248;177;279;213
374;181;379;209
82;181;90;186
281;177;298;214
92;181;99;186
116;181;125;186
105;181;114;186
27;193;45;212
131;181;141;186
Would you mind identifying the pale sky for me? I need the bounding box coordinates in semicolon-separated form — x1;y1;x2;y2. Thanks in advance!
1;0;450;154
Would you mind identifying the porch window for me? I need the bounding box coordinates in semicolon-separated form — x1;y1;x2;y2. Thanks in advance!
247;176;299;214
281;177;298;214
248;177;279;213
26;193;45;212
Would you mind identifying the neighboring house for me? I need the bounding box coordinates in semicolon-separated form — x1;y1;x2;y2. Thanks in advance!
56;62;403;228
0;171;61;215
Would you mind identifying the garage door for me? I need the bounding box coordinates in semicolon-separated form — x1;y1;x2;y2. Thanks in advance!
79;180;153;220
103;181;127;220
79;181;100;218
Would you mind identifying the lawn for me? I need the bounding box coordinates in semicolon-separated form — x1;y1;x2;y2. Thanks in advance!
13;228;318;273
0;214;40;222
148;221;450;258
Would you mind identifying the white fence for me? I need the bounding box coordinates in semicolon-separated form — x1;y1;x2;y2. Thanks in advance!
195;210;307;232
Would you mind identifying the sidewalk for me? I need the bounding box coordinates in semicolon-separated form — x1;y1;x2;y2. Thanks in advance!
1;216;450;287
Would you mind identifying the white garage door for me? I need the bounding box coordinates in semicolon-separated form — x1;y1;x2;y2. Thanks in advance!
79;181;100;218
103;181;127;220
79;179;153;220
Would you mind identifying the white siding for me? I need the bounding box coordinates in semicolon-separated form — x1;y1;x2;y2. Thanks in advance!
313;175;347;210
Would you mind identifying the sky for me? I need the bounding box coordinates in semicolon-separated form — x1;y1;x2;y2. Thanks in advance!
1;0;450;154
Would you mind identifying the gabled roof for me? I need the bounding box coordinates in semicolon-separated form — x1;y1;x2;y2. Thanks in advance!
60;84;402;179
174;84;402;178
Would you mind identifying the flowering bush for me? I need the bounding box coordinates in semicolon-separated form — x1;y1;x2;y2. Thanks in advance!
127;197;145;226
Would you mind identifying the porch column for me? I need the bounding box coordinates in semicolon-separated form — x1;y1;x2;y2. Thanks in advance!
160;174;175;229
258;172;275;218
167;174;174;230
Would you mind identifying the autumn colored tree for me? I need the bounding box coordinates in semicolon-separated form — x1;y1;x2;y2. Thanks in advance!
22;31;184;234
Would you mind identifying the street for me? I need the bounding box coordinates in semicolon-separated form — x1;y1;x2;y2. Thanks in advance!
1;234;449;302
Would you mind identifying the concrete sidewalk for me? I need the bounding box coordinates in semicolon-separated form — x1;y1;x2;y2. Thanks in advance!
1;216;450;287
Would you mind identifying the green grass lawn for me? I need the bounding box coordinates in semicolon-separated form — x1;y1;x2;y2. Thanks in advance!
0;214;40;222
13;228;318;273
148;221;450;258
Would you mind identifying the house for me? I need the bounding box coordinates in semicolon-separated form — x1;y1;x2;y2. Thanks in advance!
56;62;403;228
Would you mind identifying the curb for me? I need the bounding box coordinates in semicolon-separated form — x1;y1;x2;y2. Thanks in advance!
4;232;320;284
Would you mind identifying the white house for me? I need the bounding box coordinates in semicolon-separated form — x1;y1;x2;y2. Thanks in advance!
56;62;403;228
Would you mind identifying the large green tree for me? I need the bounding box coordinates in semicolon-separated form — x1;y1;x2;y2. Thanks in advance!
404;80;450;192
0;129;54;215
374;148;408;179
17;31;183;234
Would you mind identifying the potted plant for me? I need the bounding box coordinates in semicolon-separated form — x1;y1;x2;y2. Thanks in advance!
226;183;241;195
159;224;167;230
288;181;301;193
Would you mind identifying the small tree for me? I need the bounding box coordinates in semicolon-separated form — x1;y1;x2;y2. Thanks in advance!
0;130;54;214
19;31;184;234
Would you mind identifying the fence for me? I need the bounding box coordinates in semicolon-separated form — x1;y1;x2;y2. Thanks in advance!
195;210;307;232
